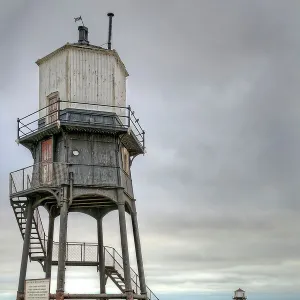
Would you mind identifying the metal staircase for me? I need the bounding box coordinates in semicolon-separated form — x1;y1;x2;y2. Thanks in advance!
105;266;126;293
11;197;47;260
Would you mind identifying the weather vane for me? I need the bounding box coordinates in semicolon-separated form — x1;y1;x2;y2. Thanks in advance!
74;15;84;26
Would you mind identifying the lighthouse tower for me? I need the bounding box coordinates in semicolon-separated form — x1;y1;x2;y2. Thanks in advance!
233;288;247;300
10;14;158;300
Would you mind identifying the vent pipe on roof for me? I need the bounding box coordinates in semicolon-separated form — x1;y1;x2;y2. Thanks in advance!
107;13;114;50
78;26;89;45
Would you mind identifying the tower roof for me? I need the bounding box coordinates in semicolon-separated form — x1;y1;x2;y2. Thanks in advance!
235;288;245;292
35;43;129;77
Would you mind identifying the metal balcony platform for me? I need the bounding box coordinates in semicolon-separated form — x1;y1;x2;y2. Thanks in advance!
9;162;133;199
17;101;145;155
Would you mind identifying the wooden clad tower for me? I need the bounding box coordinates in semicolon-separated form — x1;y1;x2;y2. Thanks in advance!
10;14;158;300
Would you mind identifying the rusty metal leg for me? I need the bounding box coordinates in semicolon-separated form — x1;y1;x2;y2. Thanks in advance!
97;217;106;293
16;200;34;300
131;201;147;295
117;194;133;298
56;187;69;300
45;214;55;279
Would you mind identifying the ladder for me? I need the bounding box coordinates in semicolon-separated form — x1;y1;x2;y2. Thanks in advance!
11;197;47;260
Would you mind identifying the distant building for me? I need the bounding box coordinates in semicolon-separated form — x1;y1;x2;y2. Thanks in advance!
233;288;247;299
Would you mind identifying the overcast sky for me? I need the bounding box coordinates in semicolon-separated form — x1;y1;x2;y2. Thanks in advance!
0;1;300;300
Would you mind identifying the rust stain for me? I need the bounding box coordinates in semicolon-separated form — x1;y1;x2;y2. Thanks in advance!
56;290;64;300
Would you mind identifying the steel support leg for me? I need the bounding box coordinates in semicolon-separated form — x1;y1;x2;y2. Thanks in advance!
45;214;55;279
131;203;147;295
97;217;106;293
118;198;133;297
56;187;69;300
16;200;33;300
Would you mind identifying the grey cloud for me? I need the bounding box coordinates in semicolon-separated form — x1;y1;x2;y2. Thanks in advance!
1;0;300;299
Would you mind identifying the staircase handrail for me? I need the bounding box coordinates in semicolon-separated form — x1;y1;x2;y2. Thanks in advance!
104;246;141;294
50;242;159;299
104;246;159;300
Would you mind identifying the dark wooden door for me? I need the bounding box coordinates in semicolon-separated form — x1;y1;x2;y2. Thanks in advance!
47;93;59;124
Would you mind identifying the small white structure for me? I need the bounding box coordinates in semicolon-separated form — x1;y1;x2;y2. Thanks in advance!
36;26;128;122
233;288;246;299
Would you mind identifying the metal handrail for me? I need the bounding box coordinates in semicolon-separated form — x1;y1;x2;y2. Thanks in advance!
9;162;69;195
16;100;145;149
9;162;132;196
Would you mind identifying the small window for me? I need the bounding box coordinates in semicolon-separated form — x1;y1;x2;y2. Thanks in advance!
122;147;130;174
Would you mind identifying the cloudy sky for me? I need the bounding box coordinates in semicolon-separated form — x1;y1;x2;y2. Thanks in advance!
0;0;300;299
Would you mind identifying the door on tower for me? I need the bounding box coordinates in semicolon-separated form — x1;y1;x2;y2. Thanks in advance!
41;138;53;184
47;92;59;125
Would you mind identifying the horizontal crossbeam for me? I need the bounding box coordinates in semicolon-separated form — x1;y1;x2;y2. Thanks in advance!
49;293;147;299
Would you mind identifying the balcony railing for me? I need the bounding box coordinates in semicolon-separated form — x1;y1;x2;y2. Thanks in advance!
9;163;133;197
17;100;145;149
10;163;68;195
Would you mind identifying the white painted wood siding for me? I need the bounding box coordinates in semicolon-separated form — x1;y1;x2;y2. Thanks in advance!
38;50;67;118
38;46;127;123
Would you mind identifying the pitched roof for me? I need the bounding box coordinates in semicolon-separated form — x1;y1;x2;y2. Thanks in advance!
35;43;129;77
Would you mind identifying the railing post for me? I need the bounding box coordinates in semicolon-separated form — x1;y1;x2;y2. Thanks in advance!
81;244;83;262
35;210;38;233
136;274;138;294
17;118;20;140
67;242;69;261
127;105;131;127
57;99;61;121
83;242;86;262
113;248;115;268
9;174;12;196
22;168;25;191
142;130;145;152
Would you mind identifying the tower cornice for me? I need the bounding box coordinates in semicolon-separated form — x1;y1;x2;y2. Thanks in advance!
35;43;129;77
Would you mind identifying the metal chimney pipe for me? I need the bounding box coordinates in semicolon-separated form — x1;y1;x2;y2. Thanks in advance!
107;12;114;50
